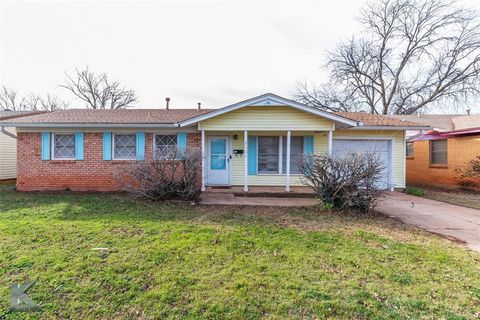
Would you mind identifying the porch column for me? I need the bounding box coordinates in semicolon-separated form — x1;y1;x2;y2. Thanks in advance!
201;130;206;191
327;130;333;156
244;130;248;192
285;130;291;192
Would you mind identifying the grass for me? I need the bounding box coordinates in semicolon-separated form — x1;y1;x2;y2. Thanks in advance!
0;184;479;319
406;185;480;210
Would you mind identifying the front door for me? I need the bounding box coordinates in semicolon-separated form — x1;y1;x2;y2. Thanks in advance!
207;136;230;186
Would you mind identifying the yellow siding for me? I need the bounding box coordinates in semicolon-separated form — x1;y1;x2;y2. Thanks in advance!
0;128;17;179
333;130;406;188
208;131;328;187
199;106;334;131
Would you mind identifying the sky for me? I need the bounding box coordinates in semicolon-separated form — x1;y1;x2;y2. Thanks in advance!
1;0;480;111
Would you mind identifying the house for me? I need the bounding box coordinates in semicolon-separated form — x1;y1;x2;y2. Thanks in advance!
0;93;429;192
0;110;47;181
392;114;480;189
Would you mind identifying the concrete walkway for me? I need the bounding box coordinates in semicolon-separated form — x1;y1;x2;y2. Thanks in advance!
200;193;317;207
377;192;480;251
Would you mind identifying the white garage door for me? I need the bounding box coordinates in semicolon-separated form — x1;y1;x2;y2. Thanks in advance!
332;139;392;189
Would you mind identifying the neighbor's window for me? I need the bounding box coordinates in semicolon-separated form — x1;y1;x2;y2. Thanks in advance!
282;136;303;174
52;133;76;159
258;136;279;173
154;134;177;159
113;134;136;160
406;142;414;158
430;139;447;165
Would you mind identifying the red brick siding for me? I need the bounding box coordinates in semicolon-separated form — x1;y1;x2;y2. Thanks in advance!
406;135;480;188
16;132;202;192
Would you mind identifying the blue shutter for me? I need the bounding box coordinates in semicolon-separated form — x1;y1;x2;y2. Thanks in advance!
103;132;112;160
41;132;50;160
177;132;187;153
136;132;145;160
75;132;84;160
248;136;257;175
303;136;314;155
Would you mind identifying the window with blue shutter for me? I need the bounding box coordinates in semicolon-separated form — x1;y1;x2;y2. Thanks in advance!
136;132;145;160
247;136;257;175
303;136;314;155
103;132;112;160
41;132;50;160
75;132;84;160
177;132;187;153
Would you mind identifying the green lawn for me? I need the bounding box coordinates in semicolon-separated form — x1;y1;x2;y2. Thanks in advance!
0;185;479;319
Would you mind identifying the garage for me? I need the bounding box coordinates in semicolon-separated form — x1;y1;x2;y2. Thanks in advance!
332;139;392;189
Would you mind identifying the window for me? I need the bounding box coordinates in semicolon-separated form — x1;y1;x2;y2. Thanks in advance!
430;139;447;165
257;136;304;174
113;134;136;160
258;136;279;173
406;142;414;158
154;134;177;159
282;136;303;174
52;133;75;159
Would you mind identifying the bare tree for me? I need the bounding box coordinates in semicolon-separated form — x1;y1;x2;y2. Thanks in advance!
0;86;25;111
295;0;480;115
21;93;68;111
61;67;137;109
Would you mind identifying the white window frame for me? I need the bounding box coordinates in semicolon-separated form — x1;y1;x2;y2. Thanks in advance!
51;133;76;160
112;133;137;160
256;135;304;176
153;134;178;160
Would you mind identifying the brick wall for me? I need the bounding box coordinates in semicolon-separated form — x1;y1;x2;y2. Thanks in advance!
406;135;480;188
16;132;202;192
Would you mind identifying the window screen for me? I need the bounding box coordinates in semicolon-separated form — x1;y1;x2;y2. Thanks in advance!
282;136;303;174
113;134;136;159
258;136;279;173
430;140;447;165
406;142;414;158
53;134;76;159
155;135;177;158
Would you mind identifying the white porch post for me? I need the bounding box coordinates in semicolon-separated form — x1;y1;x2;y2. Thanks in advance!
327;130;333;156
244;130;248;192
201;130;206;191
286;130;291;192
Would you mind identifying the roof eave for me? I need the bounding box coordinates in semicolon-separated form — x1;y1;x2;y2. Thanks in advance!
0;122;178;128
351;125;432;130
178;93;360;128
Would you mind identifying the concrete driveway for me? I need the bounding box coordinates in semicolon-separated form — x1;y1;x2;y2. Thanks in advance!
377;192;480;251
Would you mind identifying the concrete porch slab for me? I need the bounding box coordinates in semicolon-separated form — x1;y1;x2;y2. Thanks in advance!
200;193;317;207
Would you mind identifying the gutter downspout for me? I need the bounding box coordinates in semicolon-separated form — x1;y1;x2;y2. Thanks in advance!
1;126;16;139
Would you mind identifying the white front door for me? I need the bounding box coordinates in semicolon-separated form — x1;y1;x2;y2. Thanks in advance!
207;136;230;186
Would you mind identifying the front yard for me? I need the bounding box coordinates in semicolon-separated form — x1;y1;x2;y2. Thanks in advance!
0;185;479;319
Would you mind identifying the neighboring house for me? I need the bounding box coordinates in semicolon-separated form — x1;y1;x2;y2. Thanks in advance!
0;93;428;192
0;111;47;180
391;114;480;189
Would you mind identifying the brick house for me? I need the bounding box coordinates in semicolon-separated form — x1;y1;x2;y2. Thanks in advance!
0;93;428;192
392;114;480;189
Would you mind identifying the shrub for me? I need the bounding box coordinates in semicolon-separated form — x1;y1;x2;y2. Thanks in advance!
405;186;425;197
114;148;202;202
461;156;480;178
298;153;385;213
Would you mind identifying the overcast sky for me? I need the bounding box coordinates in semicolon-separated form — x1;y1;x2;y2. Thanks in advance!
1;0;480;110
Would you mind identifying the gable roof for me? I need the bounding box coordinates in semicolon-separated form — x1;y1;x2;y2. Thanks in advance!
0;108;214;128
336;112;430;128
390;114;480;131
178;93;360;127
0;110;47;121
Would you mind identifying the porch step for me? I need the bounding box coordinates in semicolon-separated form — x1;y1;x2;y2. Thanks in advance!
204;186;315;198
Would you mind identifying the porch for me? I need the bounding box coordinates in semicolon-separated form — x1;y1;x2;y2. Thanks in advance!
199;129;333;192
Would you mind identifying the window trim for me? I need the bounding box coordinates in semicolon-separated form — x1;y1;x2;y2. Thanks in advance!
256;135;305;176
152;133;179;160
429;139;448;167
406;142;414;159
51;133;76;160
112;133;137;160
